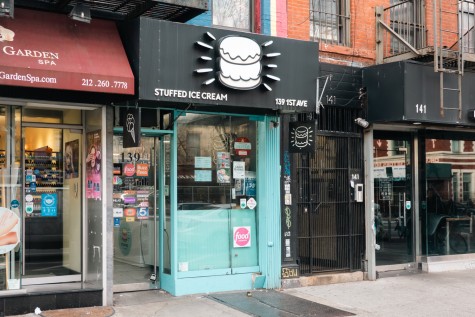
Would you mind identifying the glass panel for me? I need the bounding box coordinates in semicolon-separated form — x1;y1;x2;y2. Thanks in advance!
213;0;250;31
85;109;102;288
23;126;81;277
423;136;475;256
23;108;82;125
373;135;413;265
112;136;157;285
0;106;21;290
177;114;258;273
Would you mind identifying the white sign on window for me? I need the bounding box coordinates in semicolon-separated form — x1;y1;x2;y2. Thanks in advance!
233;161;245;179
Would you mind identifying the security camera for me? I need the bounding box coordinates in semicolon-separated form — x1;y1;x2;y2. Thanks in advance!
354;117;369;128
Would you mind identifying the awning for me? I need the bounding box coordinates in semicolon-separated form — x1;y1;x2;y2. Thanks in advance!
363;61;475;127
0;8;134;95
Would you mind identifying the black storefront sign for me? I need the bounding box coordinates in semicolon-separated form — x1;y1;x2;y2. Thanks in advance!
288;121;315;153
120;19;319;113
364;61;475;126
123;108;141;148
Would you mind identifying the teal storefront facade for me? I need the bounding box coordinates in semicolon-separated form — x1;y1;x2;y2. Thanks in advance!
109;18;318;296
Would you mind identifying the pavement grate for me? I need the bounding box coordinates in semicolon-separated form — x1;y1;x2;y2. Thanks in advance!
39;306;115;317
209;290;355;317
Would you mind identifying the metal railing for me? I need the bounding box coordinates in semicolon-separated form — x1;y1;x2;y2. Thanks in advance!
376;0;426;63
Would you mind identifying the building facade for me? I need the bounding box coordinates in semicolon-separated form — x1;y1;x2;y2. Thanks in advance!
287;0;475;282
0;0;321;314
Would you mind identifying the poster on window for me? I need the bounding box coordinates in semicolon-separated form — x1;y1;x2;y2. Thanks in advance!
0;207;20;255
233;226;251;248
64;139;79;179
86;130;102;200
41;193;58;217
216;152;231;183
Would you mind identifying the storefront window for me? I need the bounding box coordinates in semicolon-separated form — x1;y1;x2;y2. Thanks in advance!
0;106;21;290
177;114;258;272
423;135;475;256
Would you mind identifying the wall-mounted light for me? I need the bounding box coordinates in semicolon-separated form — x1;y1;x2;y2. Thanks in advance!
354;117;369;129
69;2;91;23
0;0;13;18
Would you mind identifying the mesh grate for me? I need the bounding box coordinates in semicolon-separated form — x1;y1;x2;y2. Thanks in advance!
297;106;365;275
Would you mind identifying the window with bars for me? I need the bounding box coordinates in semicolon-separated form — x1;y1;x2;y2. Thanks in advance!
460;1;475;54
213;0;251;31
310;0;350;46
389;0;426;54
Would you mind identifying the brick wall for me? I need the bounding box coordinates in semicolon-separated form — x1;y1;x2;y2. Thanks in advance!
287;0;461;67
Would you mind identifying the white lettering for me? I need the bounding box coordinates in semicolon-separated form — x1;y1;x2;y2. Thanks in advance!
0;71;57;84
2;46;59;59
154;88;228;102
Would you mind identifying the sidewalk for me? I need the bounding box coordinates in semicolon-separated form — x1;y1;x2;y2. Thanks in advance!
284;269;475;317
12;268;475;317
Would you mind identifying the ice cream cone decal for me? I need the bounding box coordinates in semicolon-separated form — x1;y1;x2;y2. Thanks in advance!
126;113;135;143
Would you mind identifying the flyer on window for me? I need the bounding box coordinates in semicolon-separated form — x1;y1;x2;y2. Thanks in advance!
86;130;102;200
216;152;231;183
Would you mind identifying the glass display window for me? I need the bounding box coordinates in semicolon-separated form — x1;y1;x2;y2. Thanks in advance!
176;113;258;273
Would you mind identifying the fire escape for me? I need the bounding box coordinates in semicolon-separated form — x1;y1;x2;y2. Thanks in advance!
376;0;475;120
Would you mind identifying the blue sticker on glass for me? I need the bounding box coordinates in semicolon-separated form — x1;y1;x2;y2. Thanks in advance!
29;182;36;192
41;193;57;217
10;200;19;209
34;169;40;175
137;207;149;219
114;218;121;227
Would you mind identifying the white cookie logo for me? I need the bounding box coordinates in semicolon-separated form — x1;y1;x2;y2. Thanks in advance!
218;36;262;90
290;125;314;149
0;25;15;42
195;32;281;91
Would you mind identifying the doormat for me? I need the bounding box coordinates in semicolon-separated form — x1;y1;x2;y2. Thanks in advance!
209;290;354;317
40;306;114;317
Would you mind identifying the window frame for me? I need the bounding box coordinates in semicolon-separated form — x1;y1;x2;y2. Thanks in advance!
310;0;351;46
212;0;253;32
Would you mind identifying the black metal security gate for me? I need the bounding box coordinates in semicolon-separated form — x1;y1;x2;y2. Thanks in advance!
297;106;365;274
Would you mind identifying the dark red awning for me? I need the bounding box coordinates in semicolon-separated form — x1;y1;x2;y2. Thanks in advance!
0;9;134;95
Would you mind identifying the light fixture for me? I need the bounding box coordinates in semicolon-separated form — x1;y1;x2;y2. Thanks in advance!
0;0;13;18
69;2;91;23
26;102;99;110
354;117;369;128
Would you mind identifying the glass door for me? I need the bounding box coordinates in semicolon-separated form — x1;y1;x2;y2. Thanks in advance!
373;132;414;266
112;135;169;290
176;114;259;276
22;126;83;280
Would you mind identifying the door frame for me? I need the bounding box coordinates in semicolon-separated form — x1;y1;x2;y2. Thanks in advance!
368;126;419;274
21;122;84;285
112;127;172;292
